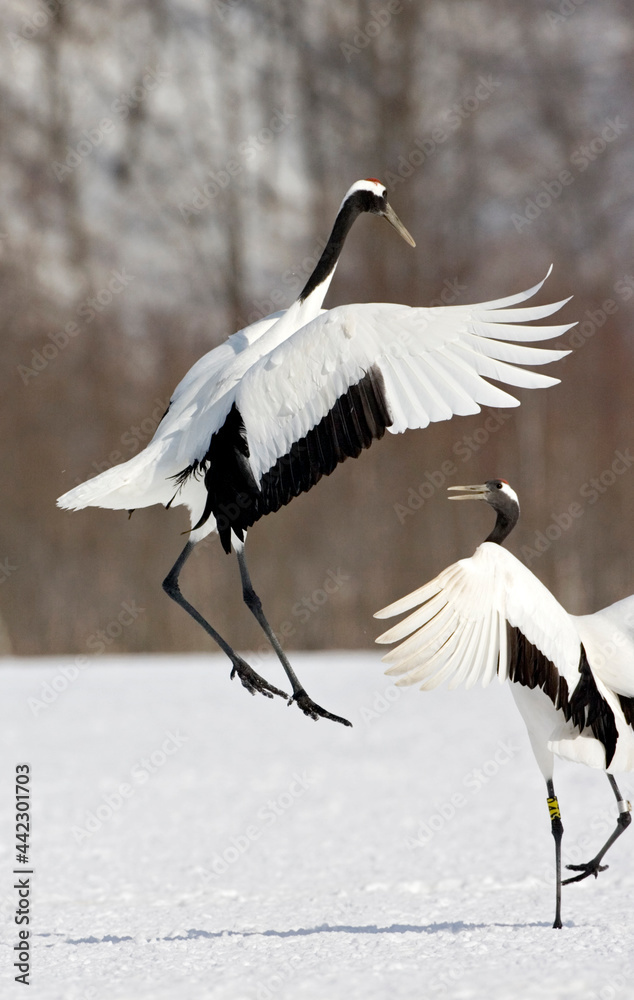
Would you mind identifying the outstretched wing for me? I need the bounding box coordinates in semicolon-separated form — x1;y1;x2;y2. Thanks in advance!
375;544;634;770
374;543;582;696
237;270;573;522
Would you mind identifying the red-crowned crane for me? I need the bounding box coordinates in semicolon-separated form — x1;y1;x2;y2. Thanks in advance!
375;480;634;927
58;179;572;727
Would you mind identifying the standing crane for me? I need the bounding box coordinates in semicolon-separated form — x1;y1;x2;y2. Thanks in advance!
58;179;572;726
375;480;634;927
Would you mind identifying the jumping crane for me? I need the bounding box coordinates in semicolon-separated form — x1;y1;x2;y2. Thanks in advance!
58;180;572;726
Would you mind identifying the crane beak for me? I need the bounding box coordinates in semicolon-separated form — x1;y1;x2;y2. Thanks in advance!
383;203;416;247
447;484;489;501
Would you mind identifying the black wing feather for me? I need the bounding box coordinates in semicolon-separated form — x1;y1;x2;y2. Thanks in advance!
173;365;393;552
507;626;619;767
257;364;392;522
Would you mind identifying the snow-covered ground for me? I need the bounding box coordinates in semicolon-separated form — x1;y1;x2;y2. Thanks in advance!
1;652;633;999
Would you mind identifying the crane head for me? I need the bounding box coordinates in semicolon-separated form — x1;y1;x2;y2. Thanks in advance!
341;179;416;247
448;481;521;544
448;480;520;513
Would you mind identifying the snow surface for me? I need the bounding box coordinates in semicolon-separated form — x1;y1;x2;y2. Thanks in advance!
1;652;634;1000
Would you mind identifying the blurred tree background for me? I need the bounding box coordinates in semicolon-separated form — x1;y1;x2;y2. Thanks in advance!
1;0;633;662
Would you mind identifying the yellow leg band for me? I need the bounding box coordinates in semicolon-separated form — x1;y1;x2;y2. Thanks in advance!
547;796;561;820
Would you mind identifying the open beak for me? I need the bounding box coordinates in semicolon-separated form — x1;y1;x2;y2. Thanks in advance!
447;484;489;502
383;203;416;247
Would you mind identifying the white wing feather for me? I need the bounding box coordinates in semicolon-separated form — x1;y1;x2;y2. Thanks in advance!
58;272;572;519
239;275;572;480
375;543;582;692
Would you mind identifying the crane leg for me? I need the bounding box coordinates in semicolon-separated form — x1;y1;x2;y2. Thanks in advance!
162;541;287;702
236;547;352;727
546;779;564;929
563;773;632;885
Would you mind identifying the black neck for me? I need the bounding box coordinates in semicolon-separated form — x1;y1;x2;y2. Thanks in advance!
486;506;518;545
298;193;367;302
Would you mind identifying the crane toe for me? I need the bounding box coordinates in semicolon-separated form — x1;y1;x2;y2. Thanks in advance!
288;689;352;727
562;861;609;884
230;657;288;700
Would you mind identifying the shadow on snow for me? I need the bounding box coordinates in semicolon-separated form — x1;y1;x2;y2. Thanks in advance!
56;919;559;946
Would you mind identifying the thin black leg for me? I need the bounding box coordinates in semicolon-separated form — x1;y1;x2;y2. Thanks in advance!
236;547;352;727
547;779;564;929
162;541;287;701
563;773;632;885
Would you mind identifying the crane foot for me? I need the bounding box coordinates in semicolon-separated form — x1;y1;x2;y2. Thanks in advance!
288;688;352;727
562;861;609;885
230;658;288;700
